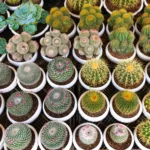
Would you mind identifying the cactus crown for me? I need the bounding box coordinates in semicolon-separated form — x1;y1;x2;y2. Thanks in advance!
0;2;8;14
0;38;7;54
40;121;68;149
144;93;150;112
4;123;32;150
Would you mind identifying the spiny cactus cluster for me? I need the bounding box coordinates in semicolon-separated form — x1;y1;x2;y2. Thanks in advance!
74;29;102;59
6;32;39;62
0;38;7;55
40;30;71;58
46;7;73;33
144;94;150;112
17;63;42;87
6;0;21;5
109;27;135;54
114;61;144;88
40;121;68;149
110;124;129;144
79;4;104;31
4;123;32;150
81;59;109;87
47;57;74;83
45;88;72;115
7;91;33;117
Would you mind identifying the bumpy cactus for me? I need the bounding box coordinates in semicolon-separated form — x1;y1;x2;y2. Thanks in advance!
114;61;144;88
17;63;41;86
109;27;135;54
40;121;68;149
74;29;102;59
40;30;71;58
47;57;74;83
6;0;21;5
144;93;150;112
110;124;129;144
6;32;39;62
81;59;109;87
0;38;7;54
0;2;8;14
7;91;33;117
4;123;32;150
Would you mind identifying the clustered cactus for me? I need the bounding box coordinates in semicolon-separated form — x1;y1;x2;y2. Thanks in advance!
109;27;135;54
40;121;68;149
47;57;74;83
144;93;150;113
46;7;74;33
74;29;102;59
81;59;109;87
0;38;7;55
79;4;104;31
6;0;21;5
6;32;39;62
40;30;71;58
4;123;32;150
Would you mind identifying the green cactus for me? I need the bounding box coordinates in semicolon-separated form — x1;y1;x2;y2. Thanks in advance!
39;10;49;24
6;0;21;5
144;93;150;112
0;2;8;15
0;38;7;54
4;123;32;150
23;24;37;35
40;121;68;149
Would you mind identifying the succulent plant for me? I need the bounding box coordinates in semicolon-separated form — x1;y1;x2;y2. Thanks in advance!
4;123;32;150
0;38;7;54
144;93;150;112
0;2;8;14
47;57;74;83
110;124;129;144
22;24;37;35
81;59;109;87
79;4;104;31
6;0;21;5
0;15;7;29
40;121;68;149
39;10;49;24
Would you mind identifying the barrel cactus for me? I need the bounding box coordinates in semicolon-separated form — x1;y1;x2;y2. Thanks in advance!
4;123;32;150
144;93;150;113
0;38;7;54
40;121;68;149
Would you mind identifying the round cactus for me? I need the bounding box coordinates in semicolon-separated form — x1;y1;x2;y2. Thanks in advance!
12;52;23;62
144;93;150;112
16;42;29;54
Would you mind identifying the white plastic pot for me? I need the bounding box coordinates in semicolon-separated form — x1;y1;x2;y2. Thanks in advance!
0;95;5;115
17;67;46;93
39;0;44;7
46;66;78;89
0;54;6;62
105;43;136;64
5;0;21;11
104;123;134;150
73;122;103;150
135;21;141;36
143;0;148;6
110;93;142;123
0;124;5;150
145;62;150;84
43;90;77;121
38;121;72;150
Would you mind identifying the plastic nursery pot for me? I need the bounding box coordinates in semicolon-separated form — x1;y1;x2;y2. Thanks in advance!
39;0;44;7
4;0;21;11
4;124;38;150
38;121;73;150
135;21;141;36
73;122;103;150
6;92;42;124
0;54;6;62
0;95;5;116
143;0;148;6
145;62;150;84
112;70;146;92
105;43;136;64
43;90;77;121
103;123;134;150
17;67;46;93
0;124;5;150
110;93;142;123
46;66;78;89
0;66;17;93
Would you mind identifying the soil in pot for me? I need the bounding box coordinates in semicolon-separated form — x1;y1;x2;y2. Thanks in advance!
32;0;41;4
5;0;22;6
139;45;150;57
146;0;150;4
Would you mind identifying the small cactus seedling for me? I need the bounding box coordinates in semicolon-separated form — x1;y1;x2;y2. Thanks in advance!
144;93;150;113
0;38;7;54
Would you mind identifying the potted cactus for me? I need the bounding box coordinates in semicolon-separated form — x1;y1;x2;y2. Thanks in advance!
104;123;134;150
110;91;142;123
46;57;78;89
0;38;7;62
4;123;38;150
6;91;42;124
78;90;109;122
0;124;5;150
73;122;103;150
5;0;22;11
77;4;104;36
145;62;150;84
73;30;103;64
134;120;150;150
40;30;71;62
106;27;136;64
79;59;111;90
6;32;39;66
17;63;46;93
112;60;146;92
0;94;4;115
38;121;72;150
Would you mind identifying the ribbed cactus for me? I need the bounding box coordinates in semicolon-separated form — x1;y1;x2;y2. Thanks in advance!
0;38;7;54
74;29;102;59
79;4;104;31
7;91;33;117
6;32;39;62
110;124;129;144
4;123;32;150
40;122;68;149
109;27;134;54
81;59;109;87
45;88;72;114
17;63;41;86
47;57;74;83
40;30;71;58
144;93;150;112
0;2;8;14
6;0;21;5
114;61;144;88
